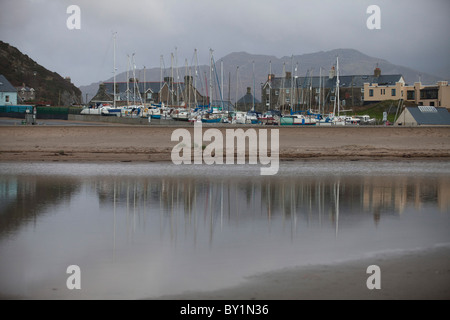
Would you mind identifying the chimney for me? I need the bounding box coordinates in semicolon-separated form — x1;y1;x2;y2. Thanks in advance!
329;66;336;79
268;74;275;81
285;71;292;79
129;78;139;83
374;67;381;77
164;76;173;83
184;75;193;85
246;87;252;95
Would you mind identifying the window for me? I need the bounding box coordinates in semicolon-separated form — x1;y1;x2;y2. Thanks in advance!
407;90;415;100
380;89;385;95
266;99;270;106
369;89;374;97
420;88;438;100
5;95;9;102
361;88;365;93
430;102;435;106
266;88;270;95
275;90;279;96
286;89;290;94
391;89;396;96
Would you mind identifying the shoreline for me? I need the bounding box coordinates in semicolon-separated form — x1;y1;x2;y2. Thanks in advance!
2;246;449;300
1;125;449;162
151;246;450;300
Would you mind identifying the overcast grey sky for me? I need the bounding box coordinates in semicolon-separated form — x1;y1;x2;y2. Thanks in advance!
1;0;449;87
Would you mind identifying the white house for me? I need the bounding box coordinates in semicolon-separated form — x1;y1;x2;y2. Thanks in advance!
0;75;18;105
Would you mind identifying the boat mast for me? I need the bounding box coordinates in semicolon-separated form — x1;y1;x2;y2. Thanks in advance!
252;60;255;112
160;55;164;105
337;57;340;117
113;32;116;109
126;54;130;106
269;60;272;111
194;49;198;107
280;62;285;112
290;55;293;112
185;58;189;111
235;66;239;111
309;68;313;112
209;49;213;110
171;52;174;106
294;61;298;112
143;65;146;105
221;59;224;110
175;47;179;106
318;67;322;115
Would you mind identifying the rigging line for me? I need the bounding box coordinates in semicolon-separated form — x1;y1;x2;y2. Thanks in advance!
95;34;114;83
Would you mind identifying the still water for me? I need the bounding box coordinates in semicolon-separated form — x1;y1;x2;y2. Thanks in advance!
0;161;449;299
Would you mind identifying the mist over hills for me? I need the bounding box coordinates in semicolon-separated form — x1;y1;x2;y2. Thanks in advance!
80;48;443;104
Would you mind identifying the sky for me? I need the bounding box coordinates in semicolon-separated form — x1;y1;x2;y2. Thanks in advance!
0;0;449;87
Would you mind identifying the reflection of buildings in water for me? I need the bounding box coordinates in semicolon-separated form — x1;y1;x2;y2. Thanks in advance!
438;179;450;212
0;176;79;237
362;177;408;216
89;174;449;247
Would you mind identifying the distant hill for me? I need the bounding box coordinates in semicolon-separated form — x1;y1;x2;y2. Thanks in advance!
0;41;81;106
80;48;443;104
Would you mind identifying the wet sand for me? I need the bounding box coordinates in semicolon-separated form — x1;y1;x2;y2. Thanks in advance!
154;246;450;300
0;125;449;162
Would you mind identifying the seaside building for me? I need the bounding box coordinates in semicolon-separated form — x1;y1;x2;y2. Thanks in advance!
394;106;450;126
364;80;450;108
90;76;205;107
261;67;404;112
236;87;261;112
16;83;35;102
0;75;18;105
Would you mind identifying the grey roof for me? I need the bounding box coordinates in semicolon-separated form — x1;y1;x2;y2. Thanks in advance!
406;107;450;125
210;100;235;111
265;74;404;89
237;93;260;104
103;81;185;94
0;75;16;92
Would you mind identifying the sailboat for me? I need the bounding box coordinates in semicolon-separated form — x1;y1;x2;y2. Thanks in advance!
326;57;346;126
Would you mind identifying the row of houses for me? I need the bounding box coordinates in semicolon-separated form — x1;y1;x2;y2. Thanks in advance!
0;74;36;105
91;66;449;113
262;67;450;111
90;75;261;112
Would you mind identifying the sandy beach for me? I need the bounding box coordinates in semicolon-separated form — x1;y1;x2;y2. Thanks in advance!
1;123;449;301
0;124;449;162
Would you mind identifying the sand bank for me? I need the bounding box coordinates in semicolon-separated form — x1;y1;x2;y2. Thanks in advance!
0;125;449;162
153;246;450;300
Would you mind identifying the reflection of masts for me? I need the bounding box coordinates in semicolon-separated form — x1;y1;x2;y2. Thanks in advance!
113;180;116;260
335;180;340;237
